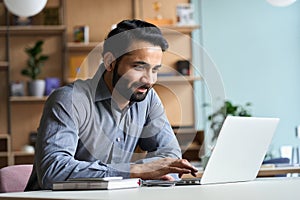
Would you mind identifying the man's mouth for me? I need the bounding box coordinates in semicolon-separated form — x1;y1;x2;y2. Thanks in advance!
136;85;150;93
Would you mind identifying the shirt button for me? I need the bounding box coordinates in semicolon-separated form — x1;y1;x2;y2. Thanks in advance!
116;137;121;142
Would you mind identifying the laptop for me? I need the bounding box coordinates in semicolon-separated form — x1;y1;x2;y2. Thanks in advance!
142;116;280;186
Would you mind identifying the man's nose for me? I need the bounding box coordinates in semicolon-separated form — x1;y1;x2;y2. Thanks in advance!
141;71;156;85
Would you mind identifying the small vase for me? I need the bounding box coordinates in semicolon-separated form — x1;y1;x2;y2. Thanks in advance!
28;79;45;97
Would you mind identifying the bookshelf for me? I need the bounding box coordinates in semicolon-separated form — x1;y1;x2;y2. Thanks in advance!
0;0;66;166
0;0;203;168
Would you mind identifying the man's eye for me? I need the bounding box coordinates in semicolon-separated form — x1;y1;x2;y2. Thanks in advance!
134;65;145;70
152;67;160;73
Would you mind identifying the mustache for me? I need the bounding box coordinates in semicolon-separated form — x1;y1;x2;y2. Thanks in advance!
134;83;152;90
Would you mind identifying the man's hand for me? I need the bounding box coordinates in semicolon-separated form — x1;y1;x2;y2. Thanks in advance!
130;158;198;180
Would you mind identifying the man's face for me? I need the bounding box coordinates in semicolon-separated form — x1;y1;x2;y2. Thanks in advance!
112;42;163;102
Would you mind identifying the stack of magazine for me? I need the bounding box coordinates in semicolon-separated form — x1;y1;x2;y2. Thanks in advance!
52;177;141;190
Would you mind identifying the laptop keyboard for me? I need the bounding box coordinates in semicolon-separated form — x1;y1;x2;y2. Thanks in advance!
141;178;202;187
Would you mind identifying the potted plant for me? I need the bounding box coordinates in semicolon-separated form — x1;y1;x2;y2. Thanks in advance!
201;100;252;168
208;100;252;142
21;40;49;97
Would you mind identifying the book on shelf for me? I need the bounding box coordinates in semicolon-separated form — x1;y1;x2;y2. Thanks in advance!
73;25;89;43
52;177;141;191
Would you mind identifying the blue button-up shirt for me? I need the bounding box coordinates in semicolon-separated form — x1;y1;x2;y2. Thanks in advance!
25;65;181;190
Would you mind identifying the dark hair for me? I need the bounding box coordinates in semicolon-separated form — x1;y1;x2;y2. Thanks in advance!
102;19;169;59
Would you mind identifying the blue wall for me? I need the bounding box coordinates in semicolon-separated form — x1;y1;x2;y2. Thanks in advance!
198;0;300;155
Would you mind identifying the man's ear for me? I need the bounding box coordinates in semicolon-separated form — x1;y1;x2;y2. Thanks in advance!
103;52;115;72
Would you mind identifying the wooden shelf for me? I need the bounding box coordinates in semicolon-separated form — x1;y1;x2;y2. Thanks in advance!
0;61;9;70
0;25;66;35
11;151;34;156
65;25;200;50
10;96;48;102
0;134;10;139
67;42;101;51
0;152;10;157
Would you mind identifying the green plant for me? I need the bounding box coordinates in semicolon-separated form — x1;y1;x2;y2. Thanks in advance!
208;100;252;142
21;40;49;80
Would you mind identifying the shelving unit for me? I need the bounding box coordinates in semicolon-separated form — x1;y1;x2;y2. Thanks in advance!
10;96;48;102
0;0;11;168
0;0;203;168
0;0;66;166
0;25;66;35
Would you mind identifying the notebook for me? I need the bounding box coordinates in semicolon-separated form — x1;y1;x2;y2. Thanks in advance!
143;116;280;186
53;177;141;190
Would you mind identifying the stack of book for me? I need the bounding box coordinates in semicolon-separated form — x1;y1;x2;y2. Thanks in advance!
53;177;141;190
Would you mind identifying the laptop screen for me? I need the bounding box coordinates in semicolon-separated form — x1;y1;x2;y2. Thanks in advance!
201;116;279;184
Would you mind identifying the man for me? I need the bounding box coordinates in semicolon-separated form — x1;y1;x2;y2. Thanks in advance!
25;19;197;190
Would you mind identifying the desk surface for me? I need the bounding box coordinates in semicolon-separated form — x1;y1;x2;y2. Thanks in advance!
182;165;300;178
0;178;299;200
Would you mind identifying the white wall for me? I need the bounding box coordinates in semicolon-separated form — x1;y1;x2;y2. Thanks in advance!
197;0;300;155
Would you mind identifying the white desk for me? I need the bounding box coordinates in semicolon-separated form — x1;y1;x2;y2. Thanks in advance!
0;178;299;200
182;165;300;178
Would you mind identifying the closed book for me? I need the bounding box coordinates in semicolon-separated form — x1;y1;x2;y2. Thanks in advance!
53;177;141;190
73;25;89;43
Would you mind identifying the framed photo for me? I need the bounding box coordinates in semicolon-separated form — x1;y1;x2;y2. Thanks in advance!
176;3;195;25
73;25;89;43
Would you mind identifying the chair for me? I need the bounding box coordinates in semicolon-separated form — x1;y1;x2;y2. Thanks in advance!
0;164;33;193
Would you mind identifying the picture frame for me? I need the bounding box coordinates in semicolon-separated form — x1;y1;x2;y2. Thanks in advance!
176;3;195;25
73;25;89;43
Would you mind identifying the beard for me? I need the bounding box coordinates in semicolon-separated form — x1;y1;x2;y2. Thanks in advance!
112;63;151;102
